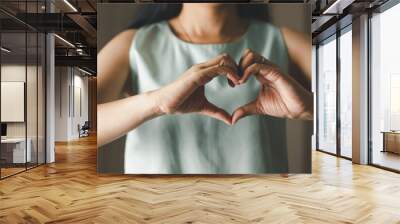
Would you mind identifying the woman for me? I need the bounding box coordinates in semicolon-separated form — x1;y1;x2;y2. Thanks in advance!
98;3;312;173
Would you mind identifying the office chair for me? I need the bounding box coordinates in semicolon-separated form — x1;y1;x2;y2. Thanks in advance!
79;121;90;138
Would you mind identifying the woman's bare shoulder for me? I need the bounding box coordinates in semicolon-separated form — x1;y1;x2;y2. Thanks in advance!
280;27;311;81
98;29;136;65
280;27;309;46
98;29;137;98
105;29;136;50
118;29;136;40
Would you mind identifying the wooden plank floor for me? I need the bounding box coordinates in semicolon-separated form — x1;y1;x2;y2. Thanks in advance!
1;135;400;224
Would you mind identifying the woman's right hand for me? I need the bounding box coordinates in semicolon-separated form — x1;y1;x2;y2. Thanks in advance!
151;53;241;125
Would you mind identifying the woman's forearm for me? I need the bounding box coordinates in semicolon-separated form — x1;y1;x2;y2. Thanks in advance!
98;91;163;147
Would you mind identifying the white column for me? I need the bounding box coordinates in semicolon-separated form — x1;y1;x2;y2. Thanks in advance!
352;14;369;164
45;0;56;163
46;33;55;163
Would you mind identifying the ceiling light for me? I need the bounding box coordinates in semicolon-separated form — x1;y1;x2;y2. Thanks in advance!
63;0;78;12
322;0;354;15
1;47;11;53
76;48;86;55
54;34;75;48
78;67;93;76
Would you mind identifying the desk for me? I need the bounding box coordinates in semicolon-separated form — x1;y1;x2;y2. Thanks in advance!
1;138;31;163
381;131;400;154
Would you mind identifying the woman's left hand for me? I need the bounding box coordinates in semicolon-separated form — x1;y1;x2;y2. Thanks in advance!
232;49;313;124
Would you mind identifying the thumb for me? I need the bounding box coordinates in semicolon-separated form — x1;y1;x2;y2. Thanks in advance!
232;101;258;124
200;102;232;125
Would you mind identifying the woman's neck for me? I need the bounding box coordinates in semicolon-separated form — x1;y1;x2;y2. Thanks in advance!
169;4;249;44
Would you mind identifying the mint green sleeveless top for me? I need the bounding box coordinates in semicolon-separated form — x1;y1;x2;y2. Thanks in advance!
126;20;289;174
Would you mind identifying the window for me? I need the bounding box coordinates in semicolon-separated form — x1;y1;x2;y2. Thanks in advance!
316;24;353;159
317;36;337;154
370;2;400;171
339;27;352;158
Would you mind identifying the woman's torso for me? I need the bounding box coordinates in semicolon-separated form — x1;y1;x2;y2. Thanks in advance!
125;20;289;174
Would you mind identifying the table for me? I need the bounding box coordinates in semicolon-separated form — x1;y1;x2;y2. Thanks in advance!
381;131;400;154
1;138;31;164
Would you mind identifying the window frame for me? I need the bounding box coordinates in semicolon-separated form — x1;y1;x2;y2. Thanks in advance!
315;22;353;161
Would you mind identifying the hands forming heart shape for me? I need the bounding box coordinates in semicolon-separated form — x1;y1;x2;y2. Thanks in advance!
154;49;313;125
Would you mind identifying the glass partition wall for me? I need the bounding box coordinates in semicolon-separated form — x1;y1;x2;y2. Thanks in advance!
339;27;352;159
317;35;337;155
370;2;400;172
0;2;46;179
0;30;27;177
316;25;353;159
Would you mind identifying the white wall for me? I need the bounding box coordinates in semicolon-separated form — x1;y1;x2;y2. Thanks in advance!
1;82;25;122
1;65;40;138
1;65;26;135
54;67;89;141
1;63;46;164
72;73;89;138
55;67;69;141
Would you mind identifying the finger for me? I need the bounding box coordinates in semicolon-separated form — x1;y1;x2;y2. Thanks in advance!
199;53;238;72
198;53;229;68
201;53;240;81
219;54;240;83
201;64;241;85
239;49;256;70
190;64;238;86
227;79;234;87
221;54;239;72
200;102;232;125
232;100;258;124
239;51;266;84
225;69;241;85
241;63;263;84
239;50;261;71
244;63;283;84
238;48;252;65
